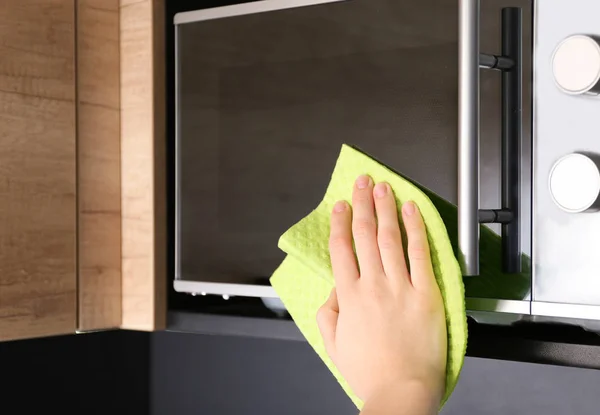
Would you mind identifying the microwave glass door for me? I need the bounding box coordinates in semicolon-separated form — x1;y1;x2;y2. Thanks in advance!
174;0;533;310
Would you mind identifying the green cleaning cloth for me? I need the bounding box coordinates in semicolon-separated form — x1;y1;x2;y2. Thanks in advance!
270;144;468;409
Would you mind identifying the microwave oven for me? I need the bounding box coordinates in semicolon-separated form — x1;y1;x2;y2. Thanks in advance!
173;0;600;331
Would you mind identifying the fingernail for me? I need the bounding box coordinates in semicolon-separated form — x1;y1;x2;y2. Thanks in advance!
403;201;416;216
374;182;388;199
356;175;371;189
333;201;347;213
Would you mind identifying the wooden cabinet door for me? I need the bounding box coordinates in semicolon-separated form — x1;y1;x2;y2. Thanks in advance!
77;0;166;332
0;0;77;341
0;0;166;341
119;0;166;331
78;0;167;332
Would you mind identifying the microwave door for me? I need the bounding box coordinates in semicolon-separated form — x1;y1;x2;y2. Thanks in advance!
174;0;533;318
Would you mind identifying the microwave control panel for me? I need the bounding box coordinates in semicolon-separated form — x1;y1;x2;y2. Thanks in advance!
533;0;600;309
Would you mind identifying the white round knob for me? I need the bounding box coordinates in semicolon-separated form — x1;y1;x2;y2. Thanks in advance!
552;35;600;95
549;153;600;213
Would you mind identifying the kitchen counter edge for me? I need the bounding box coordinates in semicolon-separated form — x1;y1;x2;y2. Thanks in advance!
167;311;600;370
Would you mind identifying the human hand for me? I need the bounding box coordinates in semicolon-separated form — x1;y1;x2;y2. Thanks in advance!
317;175;447;409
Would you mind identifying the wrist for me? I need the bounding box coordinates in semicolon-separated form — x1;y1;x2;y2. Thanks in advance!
362;379;442;415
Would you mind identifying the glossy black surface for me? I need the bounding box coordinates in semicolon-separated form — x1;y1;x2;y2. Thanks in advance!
168;310;600;370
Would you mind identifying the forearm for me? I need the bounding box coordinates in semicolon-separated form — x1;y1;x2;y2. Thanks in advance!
360;381;440;415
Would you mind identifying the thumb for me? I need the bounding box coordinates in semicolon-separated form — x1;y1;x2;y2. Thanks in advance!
317;287;339;359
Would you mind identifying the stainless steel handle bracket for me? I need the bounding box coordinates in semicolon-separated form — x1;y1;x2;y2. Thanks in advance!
459;1;523;276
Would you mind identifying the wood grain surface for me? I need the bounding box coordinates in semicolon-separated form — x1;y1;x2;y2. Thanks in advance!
76;0;122;331
120;0;166;331
0;0;77;341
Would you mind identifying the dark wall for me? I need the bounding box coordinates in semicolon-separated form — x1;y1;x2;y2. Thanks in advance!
4;330;600;415
0;331;149;415
150;331;357;415
151;331;600;415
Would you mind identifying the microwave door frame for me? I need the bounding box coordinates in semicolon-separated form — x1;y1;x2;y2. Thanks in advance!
172;0;531;316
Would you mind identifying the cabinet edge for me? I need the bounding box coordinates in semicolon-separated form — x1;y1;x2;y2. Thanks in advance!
119;0;167;331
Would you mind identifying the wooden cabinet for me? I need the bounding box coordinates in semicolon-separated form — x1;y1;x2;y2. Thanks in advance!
0;0;77;341
0;0;166;341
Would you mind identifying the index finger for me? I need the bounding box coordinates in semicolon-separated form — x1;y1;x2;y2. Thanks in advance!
329;200;359;292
